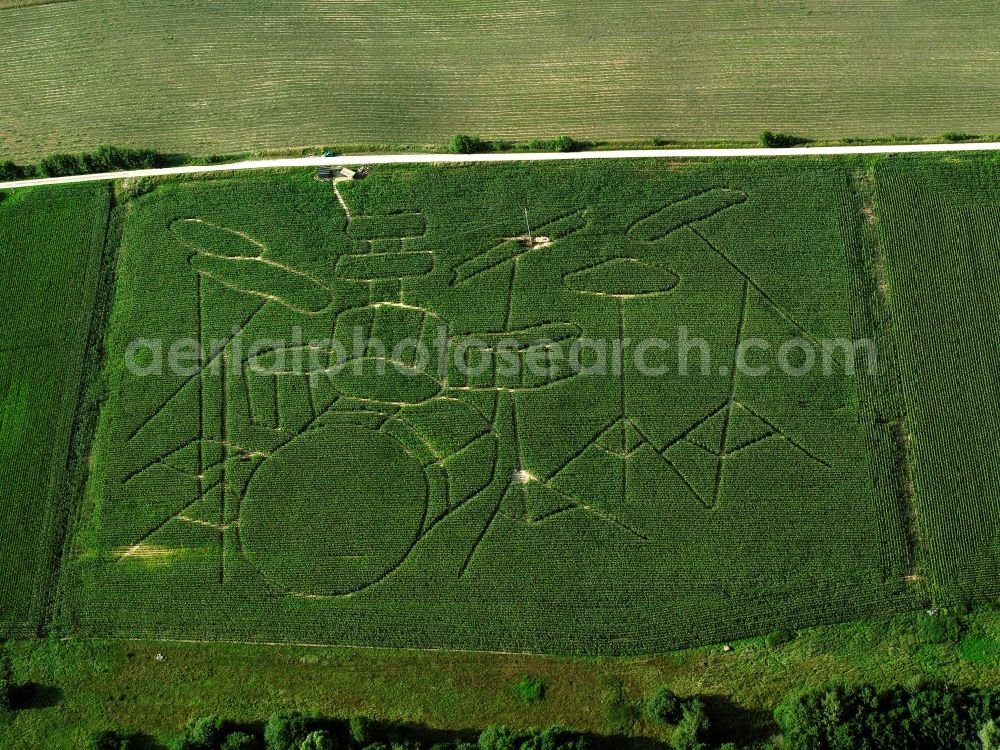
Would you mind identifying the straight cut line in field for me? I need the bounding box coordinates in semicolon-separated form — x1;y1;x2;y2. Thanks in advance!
4;142;1000;190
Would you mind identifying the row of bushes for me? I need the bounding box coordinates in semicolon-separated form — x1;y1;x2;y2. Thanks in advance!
97;695;716;750
451;131;818;153
451;131;815;153
758;130;992;148
758;131;810;148
0;145;166;180
447;134;577;154
84;711;591;750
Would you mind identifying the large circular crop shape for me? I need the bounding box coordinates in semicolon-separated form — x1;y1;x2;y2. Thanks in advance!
241;425;428;596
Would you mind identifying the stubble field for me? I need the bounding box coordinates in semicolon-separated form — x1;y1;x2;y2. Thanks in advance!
2;1;1000;160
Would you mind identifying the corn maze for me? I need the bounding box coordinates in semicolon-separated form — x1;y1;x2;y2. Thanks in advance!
46;160;937;653
1;158;996;654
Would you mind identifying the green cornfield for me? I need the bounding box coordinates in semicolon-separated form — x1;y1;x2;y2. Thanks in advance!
875;157;1000;606
4;156;998;654
56;160;926;653
0;183;111;635
2;1;1000;160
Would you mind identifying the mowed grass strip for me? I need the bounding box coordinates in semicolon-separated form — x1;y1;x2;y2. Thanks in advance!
0;183;110;635
6;605;1000;749
2;1;1000;160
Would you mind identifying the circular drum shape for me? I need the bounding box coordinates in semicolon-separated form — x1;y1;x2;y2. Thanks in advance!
240;424;428;596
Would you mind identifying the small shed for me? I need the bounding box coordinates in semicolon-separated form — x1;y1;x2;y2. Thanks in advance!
338;167;357;180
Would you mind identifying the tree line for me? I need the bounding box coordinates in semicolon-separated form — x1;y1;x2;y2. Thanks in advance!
0;145;166;180
44;683;1000;750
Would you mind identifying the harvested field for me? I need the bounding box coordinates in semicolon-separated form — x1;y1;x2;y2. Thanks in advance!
2;1;1000;159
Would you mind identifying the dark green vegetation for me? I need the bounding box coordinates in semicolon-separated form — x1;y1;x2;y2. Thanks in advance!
0;183;112;635
0;652;11;716
64;687;1000;750
450;135;576;155
874;158;1000;606
3;2;1000;160
36;146;165;178
59;159;921;652
776;682;1000;750
647;688;686;725
758;132;810;149
1;146;167;181
95;712;590;750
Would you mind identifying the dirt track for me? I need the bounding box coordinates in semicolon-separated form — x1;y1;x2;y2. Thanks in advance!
2;141;1000;190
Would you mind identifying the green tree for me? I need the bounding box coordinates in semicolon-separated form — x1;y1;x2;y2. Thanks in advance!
221;732;257;750
770;682;1000;749
299;729;336;750
775;683;871;749
477;725;522;750
81;145;163;172
265;710;308;750
0;653;14;724
88;730;127;750
552;135;575;152
38;152;83;176
920;611;963;644
448;134;483;154
513;676;546;704
759;130;808;148
350;715;376;745
538;726;588;750
180;714;224;749
0;652;12;711
670;699;710;750
0;161;23;181
943;132;974;143
765;629;794;648
647;687;684;724
981;720;1000;750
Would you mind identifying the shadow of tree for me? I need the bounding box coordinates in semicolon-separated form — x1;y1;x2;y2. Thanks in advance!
11;682;63;710
698;693;774;746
